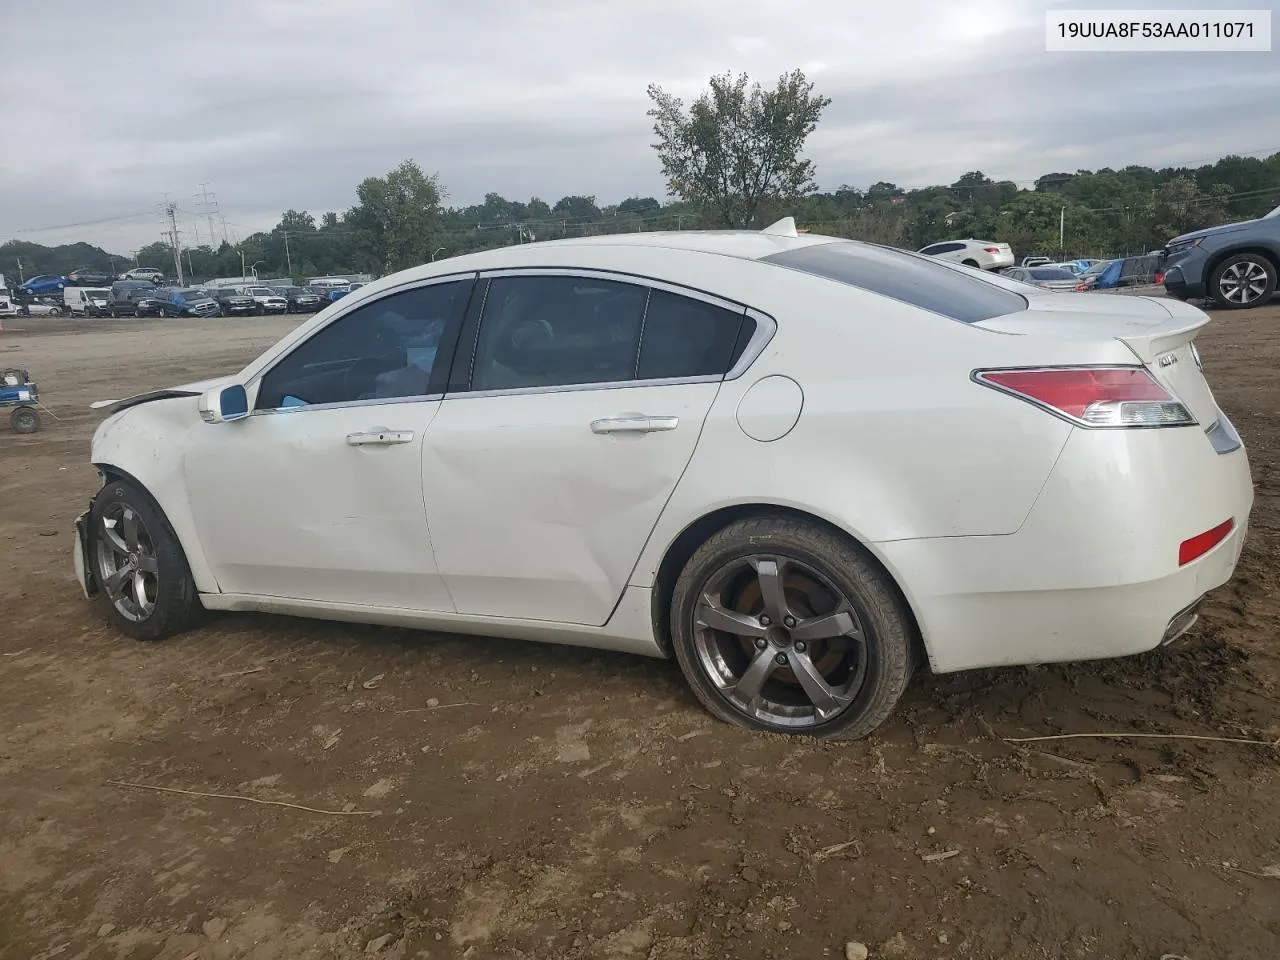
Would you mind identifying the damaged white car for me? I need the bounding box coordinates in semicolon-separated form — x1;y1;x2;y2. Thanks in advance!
75;221;1252;739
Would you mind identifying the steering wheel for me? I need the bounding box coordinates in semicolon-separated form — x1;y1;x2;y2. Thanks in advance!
511;317;554;349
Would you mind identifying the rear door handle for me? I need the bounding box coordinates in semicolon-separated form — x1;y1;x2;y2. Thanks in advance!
346;428;414;446
590;415;679;434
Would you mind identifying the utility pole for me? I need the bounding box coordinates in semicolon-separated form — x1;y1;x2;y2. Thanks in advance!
283;231;293;278
15;257;23;283
1059;206;1065;254
164;201;185;285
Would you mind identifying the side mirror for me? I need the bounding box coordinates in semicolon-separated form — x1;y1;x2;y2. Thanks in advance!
198;384;250;423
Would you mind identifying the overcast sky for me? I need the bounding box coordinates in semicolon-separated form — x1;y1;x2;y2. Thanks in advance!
2;0;1276;254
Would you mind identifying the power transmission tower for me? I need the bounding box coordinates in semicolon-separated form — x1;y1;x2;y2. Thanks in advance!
195;183;221;246
164;201;185;285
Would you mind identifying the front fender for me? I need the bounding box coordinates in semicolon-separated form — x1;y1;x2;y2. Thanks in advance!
91;399;221;594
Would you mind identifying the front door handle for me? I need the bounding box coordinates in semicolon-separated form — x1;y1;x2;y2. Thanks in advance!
590;415;679;435
346;428;414;446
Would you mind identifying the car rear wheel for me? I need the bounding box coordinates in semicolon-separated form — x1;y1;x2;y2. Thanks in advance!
89;479;202;641
670;516;917;740
1210;253;1277;310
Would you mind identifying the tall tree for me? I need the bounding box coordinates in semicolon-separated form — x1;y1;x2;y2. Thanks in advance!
646;69;831;228
344;160;445;273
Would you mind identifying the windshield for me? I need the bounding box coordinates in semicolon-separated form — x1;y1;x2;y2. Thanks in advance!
180;289;210;299
247;287;274;296
1082;261;1112;276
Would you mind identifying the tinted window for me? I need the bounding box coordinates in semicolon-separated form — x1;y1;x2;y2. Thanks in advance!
761;241;1027;323
1027;268;1076;280
470;275;647;391
637;289;745;380
256;280;468;410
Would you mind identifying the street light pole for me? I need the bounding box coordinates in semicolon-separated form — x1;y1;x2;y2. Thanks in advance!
431;246;444;261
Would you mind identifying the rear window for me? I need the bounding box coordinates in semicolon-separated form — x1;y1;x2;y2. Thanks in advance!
1027;268;1076;280
761;241;1027;323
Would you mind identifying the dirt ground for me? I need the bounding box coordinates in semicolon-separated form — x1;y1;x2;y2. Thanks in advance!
1;304;1278;960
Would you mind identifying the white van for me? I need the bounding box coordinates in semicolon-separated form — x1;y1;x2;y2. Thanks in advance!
64;286;111;316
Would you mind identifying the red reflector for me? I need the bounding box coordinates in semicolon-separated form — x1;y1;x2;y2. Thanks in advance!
976;367;1171;418
1178;519;1234;566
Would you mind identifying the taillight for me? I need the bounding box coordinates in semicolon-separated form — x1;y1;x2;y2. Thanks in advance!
983;247;1001;253
1155;272;1165;284
973;366;1196;428
1074;282;1088;292
1179;519;1234;566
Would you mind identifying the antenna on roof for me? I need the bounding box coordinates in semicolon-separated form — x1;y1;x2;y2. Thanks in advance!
760;216;798;238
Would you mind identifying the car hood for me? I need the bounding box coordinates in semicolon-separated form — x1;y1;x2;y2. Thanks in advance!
1168;218;1267;245
90;374;236;413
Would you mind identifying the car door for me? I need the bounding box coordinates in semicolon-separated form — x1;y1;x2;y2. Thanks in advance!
182;276;473;610
422;269;751;626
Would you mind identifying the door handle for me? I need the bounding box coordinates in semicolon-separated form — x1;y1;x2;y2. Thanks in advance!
590;415;679;434
346;428;414;446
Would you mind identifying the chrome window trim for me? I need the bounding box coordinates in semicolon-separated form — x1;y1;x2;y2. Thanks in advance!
448;267;777;399
252;393;445;417
245;271;476;416
244;271;477;388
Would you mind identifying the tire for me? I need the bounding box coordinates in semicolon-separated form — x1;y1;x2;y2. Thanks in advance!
10;406;40;434
1209;253;1277;310
88;479;202;641
48;306;63;316
157;307;168;318
255;304;264;316
110;308;119;319
670;516;917;740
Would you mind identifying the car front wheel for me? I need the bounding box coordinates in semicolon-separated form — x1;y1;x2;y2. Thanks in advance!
670;516;917;740
89;479;202;641
1210;253;1277;309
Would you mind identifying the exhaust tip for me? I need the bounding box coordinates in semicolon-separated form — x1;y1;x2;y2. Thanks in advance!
1161;600;1203;646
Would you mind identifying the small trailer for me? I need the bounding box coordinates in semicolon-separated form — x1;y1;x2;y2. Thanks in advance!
1;368;41;434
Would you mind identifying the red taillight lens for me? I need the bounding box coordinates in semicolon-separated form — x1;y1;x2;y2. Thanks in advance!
1074;282;1088;292
1179;518;1234;566
1155;272;1165;284
974;367;1196;427
983;247;1001;253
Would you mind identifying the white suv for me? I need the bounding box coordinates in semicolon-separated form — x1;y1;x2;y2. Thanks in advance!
239;286;289;314
917;239;1014;271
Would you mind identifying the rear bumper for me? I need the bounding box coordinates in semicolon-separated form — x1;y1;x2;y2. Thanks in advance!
879;414;1253;673
73;508;96;599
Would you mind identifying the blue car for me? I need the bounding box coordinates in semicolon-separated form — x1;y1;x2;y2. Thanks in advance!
162;289;221;318
20;275;67;296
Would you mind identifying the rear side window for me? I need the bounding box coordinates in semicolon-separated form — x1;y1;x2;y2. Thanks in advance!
763;241;1027;323
637;289;745;380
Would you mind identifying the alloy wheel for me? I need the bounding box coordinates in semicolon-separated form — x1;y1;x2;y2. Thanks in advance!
1219;260;1270;305
95;501;160;622
691;554;869;729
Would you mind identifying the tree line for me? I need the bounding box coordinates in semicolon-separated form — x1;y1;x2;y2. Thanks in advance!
4;68;1278;283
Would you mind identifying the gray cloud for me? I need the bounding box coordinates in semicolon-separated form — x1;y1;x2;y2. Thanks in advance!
2;0;1275;252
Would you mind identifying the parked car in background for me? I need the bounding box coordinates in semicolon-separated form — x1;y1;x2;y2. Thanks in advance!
162;289;221;318
107;280;161;317
1046;262;1085;275
64;286;111;316
212;288;257;317
124;287;166;317
121;267;164;284
239;285;289;315
68;266;117;287
916;239;1014;271
1076;259;1119;290
1000;266;1086;291
70;222;1251;741
1021;256;1053;267
19;274;67;296
272;285;324;313
1162;203;1280;309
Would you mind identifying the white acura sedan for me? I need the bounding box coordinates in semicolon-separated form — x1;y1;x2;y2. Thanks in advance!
73;220;1253;739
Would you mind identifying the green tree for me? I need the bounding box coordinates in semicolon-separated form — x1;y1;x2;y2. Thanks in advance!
344;159;445;273
646;68;831;227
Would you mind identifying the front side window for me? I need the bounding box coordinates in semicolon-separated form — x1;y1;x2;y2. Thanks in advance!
469;275;648;391
256;280;470;410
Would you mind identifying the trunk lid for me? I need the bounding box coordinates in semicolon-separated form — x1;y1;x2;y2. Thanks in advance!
975;294;1221;426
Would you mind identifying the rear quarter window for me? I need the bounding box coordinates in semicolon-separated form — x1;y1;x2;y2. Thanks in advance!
761;241;1027;323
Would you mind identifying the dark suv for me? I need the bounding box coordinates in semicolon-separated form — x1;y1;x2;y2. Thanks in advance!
272;285;324;313
1162;203;1280;309
107;281;166;318
212;288;257;316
